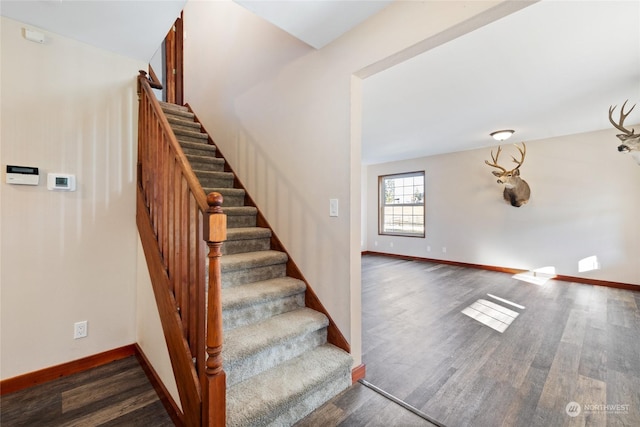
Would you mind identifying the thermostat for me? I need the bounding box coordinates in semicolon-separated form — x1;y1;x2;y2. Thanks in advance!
6;165;39;185
47;173;76;191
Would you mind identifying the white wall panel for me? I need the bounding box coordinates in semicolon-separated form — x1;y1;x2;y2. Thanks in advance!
0;17;143;379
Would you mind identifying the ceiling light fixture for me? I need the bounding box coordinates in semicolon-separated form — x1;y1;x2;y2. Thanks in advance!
490;129;515;141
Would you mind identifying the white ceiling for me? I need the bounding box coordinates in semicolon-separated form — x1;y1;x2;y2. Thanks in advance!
2;0;638;166
0;0;186;62
233;0;392;49
362;0;640;164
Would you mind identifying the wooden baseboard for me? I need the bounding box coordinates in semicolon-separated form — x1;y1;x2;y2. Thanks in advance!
362;251;639;291
352;364;366;384
552;274;639;291
0;344;136;395
1;343;185;425
134;344;184;427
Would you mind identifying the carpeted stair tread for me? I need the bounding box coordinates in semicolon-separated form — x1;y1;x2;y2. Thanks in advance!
161;106;194;120
179;139;215;149
222;277;305;310
187;154;225;172
173;127;209;141
223;308;329;386
221;250;288;272
224;308;328;363
204;187;244;197
167;116;201;132
173;127;208;147
225;206;259;228
159;101;188;112
180;141;216;156
194;170;234;188
221;277;306;331
160;102;189;112
166;110;195;120
226;344;353;427
227;227;272;241
224;206;258;217
223;227;271;255
166;114;198;125
195;171;233;178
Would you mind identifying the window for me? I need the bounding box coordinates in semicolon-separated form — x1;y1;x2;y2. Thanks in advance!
379;171;425;237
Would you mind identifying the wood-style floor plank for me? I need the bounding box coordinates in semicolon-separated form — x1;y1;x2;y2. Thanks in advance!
0;356;173;426
294;382;436;426
354;254;640;427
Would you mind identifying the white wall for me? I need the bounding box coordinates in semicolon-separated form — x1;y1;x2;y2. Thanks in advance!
182;0;519;366
365;129;640;286
149;44;165;102
0;17;143;379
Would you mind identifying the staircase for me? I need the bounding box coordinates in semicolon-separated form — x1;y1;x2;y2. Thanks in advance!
159;102;353;426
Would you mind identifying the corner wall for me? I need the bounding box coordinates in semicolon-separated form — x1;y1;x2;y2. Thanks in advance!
365;129;640;286
0;17;142;379
183;0;515;367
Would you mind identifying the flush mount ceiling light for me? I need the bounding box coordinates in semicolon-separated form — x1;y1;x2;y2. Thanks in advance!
490;129;515;141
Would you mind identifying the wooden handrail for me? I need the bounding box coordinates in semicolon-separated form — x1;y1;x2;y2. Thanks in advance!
140;69;163;90
137;71;227;426
148;66;163;90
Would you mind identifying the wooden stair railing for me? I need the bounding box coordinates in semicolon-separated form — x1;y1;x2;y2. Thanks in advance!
137;70;226;426
203;193;227;425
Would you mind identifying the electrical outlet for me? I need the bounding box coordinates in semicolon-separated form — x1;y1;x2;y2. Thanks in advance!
74;321;88;339
442;247;447;253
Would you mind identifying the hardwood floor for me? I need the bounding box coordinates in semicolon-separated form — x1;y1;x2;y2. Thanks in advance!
4;256;638;426
354;254;640;427
295;381;437;426
0;355;174;426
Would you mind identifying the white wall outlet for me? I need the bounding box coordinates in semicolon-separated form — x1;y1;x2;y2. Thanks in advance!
442;247;447;253
329;198;339;217
427;245;431;252
74;321;88;339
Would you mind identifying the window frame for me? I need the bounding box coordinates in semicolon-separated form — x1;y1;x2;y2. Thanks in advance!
378;171;425;238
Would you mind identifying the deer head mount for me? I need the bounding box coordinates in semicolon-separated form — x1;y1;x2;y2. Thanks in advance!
485;143;531;207
609;100;640;164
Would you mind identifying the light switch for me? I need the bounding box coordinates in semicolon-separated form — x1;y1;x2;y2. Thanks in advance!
24;28;45;44
329;199;339;217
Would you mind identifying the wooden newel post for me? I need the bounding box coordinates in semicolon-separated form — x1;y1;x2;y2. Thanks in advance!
203;192;227;426
137;70;147;96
